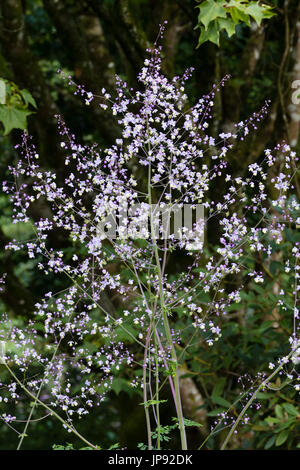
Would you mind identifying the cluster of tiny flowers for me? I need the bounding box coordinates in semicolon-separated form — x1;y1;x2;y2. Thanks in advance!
0;302;132;425
0;274;6;293
1;28;299;435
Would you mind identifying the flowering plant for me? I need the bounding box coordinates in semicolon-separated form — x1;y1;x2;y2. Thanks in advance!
1;26;299;450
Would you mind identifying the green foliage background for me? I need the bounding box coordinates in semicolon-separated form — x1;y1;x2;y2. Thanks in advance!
0;0;299;450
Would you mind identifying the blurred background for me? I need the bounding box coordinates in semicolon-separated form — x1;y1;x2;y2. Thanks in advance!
0;0;299;450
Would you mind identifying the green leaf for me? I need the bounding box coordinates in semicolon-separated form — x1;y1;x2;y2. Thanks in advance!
212;378;226;397
196;0;227;30
225;0;248;10
211;395;231;408
275;404;284;419
137;442;147;450
195;0;275;46
108;443;120;450
53;443;74;450
183;418;203;427
275;429;289;447
245;2;275;26
140;399;168;408
217;17;236;37
0;80;6;104
196;22;220;47
265;417;280;425
264;435;276;449
227;6;251;25
20;89;37;109
0;104;32;135
282;403;299;417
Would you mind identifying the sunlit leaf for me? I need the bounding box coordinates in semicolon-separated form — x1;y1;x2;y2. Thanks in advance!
0;105;32;135
196;0;227;30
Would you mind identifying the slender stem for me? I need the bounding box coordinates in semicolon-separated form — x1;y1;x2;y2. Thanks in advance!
154;335;161;450
220;349;295;450
17;340;63;450
17;378;43;450
150;215;187;449
147;141;187;450
5;363;99;450
154;328;177;405
143;326;153;450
